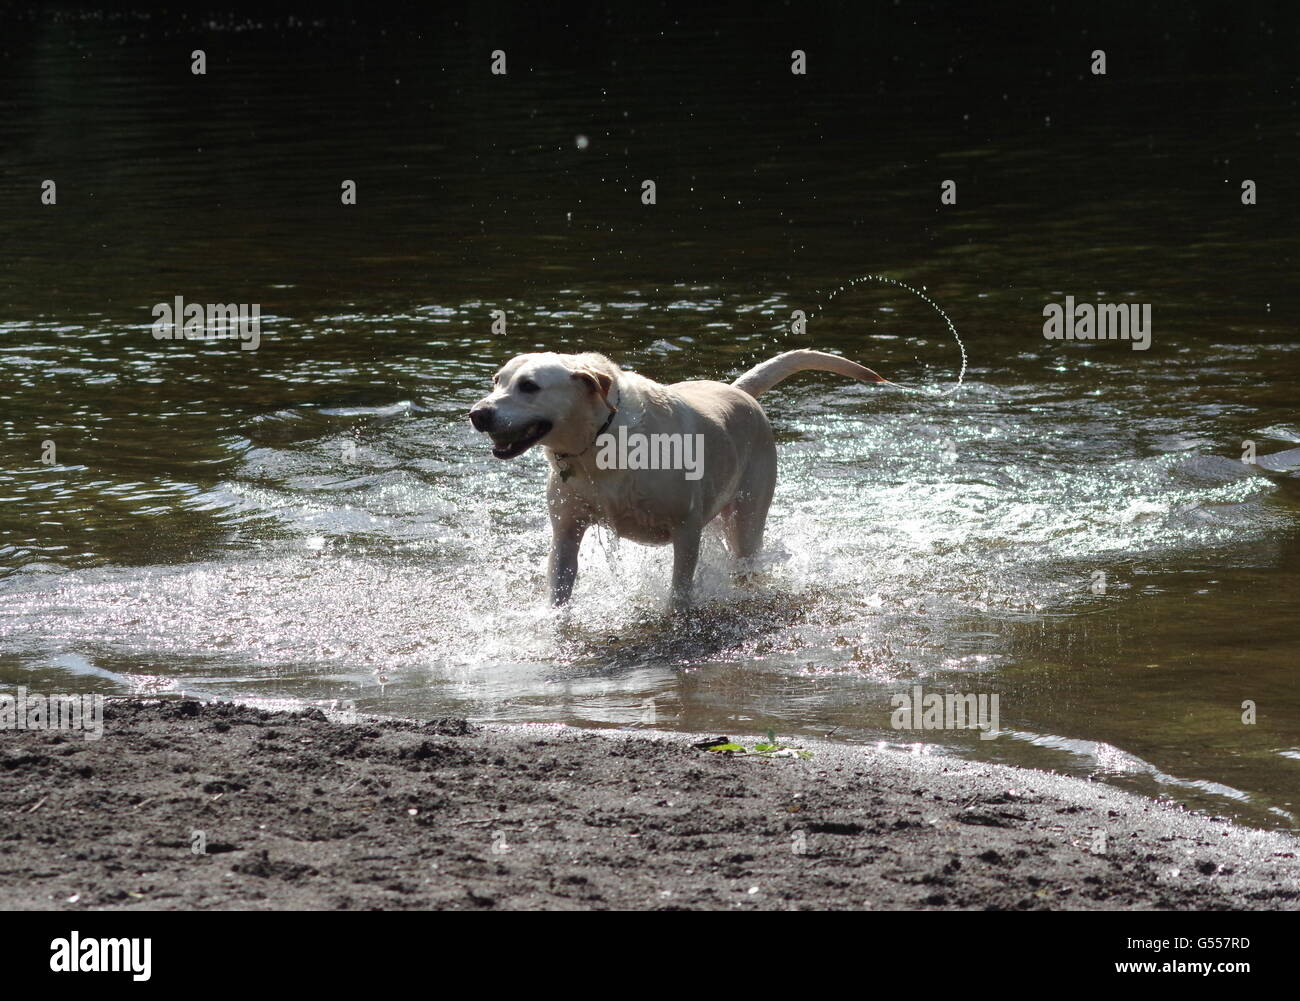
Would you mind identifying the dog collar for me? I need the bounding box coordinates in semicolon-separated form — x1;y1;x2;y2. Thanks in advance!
554;385;621;476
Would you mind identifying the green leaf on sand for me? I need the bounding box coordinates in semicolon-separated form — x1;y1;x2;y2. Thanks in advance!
699;737;812;759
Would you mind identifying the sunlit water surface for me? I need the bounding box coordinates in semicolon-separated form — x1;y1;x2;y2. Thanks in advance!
1;10;1298;830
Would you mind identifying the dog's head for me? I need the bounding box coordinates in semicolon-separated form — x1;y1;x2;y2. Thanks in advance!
469;352;617;459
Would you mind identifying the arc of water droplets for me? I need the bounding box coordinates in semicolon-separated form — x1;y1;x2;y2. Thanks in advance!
807;274;967;397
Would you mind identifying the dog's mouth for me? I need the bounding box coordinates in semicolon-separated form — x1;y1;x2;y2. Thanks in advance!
489;420;553;459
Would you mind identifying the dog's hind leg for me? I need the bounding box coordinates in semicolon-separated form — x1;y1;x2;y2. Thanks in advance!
722;498;769;560
669;516;703;611
724;442;776;561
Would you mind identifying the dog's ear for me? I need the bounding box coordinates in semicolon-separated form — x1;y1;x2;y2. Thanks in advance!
571;369;617;411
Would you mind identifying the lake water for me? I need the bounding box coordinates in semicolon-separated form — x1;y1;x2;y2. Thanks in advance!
1;7;1297;830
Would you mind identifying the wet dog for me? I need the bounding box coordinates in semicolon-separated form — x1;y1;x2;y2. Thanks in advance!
469;350;888;609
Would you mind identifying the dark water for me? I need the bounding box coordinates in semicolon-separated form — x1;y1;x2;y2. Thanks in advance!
2;7;1298;829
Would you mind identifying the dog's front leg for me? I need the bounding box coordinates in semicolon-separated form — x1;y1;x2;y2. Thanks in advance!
668;519;703;612
546;477;590;606
548;515;587;606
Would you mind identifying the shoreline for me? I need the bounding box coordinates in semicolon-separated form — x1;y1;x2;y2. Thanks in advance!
1;699;1297;911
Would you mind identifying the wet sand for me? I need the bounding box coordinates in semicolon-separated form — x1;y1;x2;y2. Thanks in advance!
1;699;1297;911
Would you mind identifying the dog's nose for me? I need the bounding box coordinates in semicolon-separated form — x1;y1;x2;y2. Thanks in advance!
469;405;495;432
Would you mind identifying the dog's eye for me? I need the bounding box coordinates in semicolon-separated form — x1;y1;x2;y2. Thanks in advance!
518;379;540;393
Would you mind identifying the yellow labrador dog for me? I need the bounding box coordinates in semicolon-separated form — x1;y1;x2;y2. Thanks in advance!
469;350;889;609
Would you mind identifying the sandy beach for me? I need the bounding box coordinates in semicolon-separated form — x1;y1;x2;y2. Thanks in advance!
1;699;1296;911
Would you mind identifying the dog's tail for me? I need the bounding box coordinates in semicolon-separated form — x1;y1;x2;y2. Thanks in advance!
731;349;892;398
